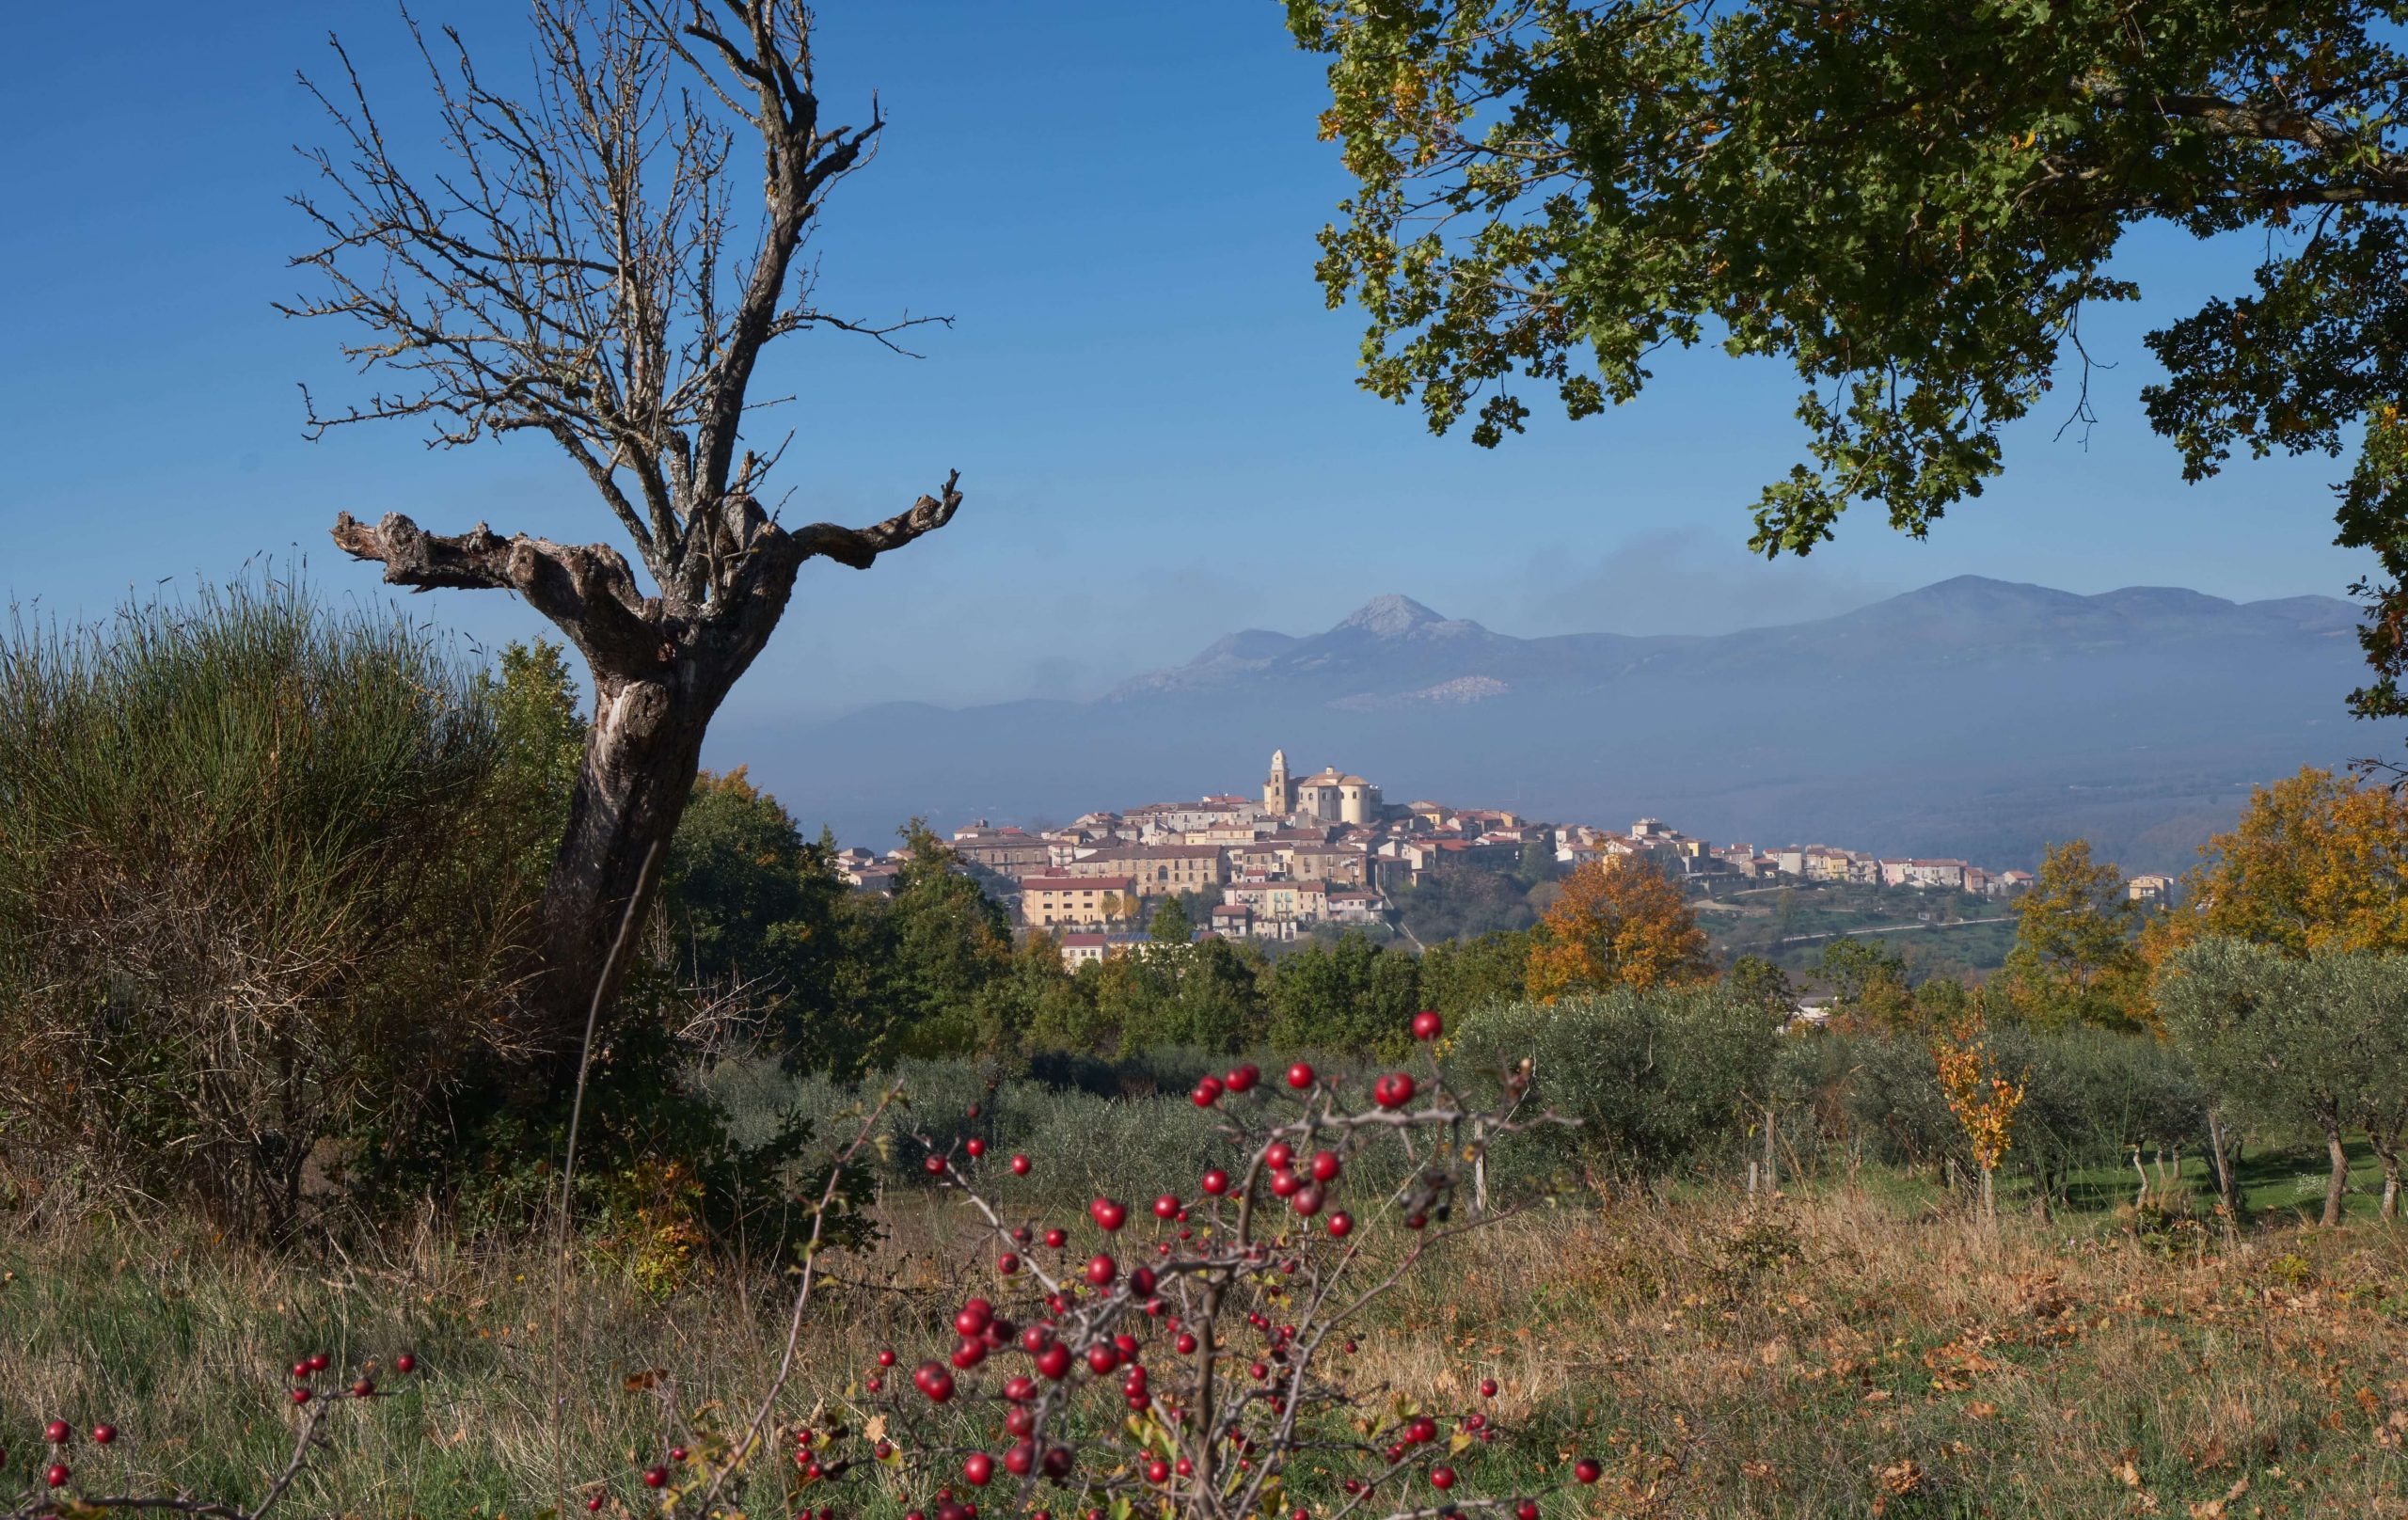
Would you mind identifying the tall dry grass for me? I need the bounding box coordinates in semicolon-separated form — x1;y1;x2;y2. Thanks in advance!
8;1181;2408;1515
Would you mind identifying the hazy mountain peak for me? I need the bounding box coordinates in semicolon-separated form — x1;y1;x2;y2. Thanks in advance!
1335;594;1450;638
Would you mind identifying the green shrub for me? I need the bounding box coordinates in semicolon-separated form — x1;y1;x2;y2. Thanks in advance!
0;578;551;1238
1453;986;1779;1175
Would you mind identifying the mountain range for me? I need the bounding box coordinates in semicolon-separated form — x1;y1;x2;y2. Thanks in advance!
719;577;2376;874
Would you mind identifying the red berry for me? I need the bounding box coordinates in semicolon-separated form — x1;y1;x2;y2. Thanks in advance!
1412;1010;1444;1041
1374;1073;1417;1109
998;1253;1022;1275
643;1465;669;1488
1147;1459;1171;1484
923;1155;946;1176
393;1354;416;1374
1480;1378;1498;1398
90;1424;117;1445
1152;1194;1180;1220
1270;1170;1301;1198
44;1421;71;1445
670;1447;689;1462
1011;1154;1031;1175
1574;1458;1603;1484
1226;1063;1259;1093
307;1353;331;1373
1191;1076;1223;1108
1291;1185;1323;1216
1286;1062;1314;1089
1431;1466;1457;1490
1085;1253;1117;1287
1201;1169;1229;1195
291;1389;311;1405
1006;1441;1036;1477
1408;1417;1438;1444
966;1138;986;1158
1265;1142;1293;1169
967;1103;981;1118
956;1298;994;1337
1177;1332;1198;1354
1327;1211;1354;1238
586;1496;605;1512
963;1452;994;1486
1045;1227;1069;1248
912;1361;957;1403
1085;1344;1119;1375
45;1464;70;1488
1310;1149;1341;1182
351;1378;375;1398
878;1349;896;1367
1518;1503;1540;1520
1037;1343;1073;1380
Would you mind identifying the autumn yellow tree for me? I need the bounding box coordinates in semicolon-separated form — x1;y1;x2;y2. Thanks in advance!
1999;840;2147;1029
1933;1008;2027;1222
2144;768;2408;972
1524;856;1714;1001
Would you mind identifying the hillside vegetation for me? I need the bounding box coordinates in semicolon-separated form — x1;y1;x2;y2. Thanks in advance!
8;585;2408;1517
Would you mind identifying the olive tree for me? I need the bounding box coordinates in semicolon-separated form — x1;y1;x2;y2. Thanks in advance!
2324;951;2408;1217
2160;938;2376;1225
285;0;964;1050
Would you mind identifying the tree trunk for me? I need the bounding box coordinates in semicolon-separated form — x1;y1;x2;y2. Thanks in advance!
1764;1100;1778;1195
2205;1106;2242;1227
1978;1164;1995;1221
2323;1128;2350;1227
534;663;729;1042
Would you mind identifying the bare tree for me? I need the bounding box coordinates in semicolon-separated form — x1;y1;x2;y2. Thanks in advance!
283;0;963;1047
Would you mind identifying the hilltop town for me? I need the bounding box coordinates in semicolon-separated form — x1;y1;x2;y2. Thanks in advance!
828;749;2180;963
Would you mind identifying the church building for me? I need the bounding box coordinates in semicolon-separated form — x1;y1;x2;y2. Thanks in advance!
1262;749;1382;826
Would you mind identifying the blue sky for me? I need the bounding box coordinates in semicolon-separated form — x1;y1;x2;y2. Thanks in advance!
0;1;2368;732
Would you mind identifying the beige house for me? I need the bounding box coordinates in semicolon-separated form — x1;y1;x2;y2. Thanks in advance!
949;826;1056;879
1061;845;1228;898
1021;875;1138;929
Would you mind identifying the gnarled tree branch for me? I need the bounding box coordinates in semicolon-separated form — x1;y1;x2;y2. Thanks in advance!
330;511;667;675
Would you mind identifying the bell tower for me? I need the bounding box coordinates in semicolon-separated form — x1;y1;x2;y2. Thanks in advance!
1264;748;1292;815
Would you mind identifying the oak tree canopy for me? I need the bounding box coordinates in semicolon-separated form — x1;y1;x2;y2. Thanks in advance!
1288;0;2408;709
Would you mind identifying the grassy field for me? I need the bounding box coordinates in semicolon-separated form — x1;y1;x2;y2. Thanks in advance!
9;1157;2408;1518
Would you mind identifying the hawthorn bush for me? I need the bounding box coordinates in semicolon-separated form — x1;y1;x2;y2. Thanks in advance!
6;1012;1594;1520
645;1010;1592;1520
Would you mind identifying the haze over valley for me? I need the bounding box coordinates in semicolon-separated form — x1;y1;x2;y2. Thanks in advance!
718;574;2370;873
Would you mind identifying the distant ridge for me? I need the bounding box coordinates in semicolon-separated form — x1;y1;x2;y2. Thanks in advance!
723;577;2368;875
